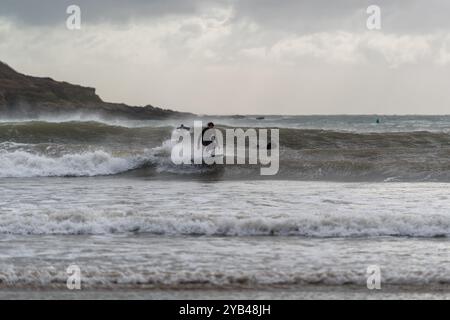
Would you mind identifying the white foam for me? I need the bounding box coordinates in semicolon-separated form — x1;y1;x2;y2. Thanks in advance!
0;235;448;290
0;209;448;237
0;149;143;177
0;176;449;238
0;180;448;290
0;139;211;178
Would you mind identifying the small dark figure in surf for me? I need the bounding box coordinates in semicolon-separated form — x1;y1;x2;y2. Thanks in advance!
202;122;215;146
376;118;380;124
177;124;190;131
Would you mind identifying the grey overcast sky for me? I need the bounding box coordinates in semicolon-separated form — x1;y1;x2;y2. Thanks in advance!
1;0;450;114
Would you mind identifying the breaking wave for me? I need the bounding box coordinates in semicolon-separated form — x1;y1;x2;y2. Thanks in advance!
0;149;148;178
1;120;450;181
0;209;448;238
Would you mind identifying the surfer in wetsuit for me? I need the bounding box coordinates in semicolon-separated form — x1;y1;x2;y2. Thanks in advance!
177;124;190;131
201;122;216;157
202;122;215;146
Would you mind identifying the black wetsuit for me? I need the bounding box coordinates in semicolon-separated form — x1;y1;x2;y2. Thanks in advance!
202;127;213;146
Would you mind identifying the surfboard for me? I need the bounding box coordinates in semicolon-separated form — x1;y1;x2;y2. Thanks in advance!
191;153;224;165
203;153;224;164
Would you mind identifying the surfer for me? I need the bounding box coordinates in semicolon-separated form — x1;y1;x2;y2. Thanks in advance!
177;124;190;131
201;122;215;147
201;122;216;157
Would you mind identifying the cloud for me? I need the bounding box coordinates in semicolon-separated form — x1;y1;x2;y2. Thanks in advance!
0;0;219;26
232;0;450;34
3;0;450;34
365;33;433;67
243;32;438;67
2;1;450;114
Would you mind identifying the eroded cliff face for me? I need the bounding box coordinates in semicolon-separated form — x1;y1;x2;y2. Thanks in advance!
0;61;190;119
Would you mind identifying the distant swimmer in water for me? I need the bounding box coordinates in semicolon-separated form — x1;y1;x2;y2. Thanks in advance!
177;124;190;131
376;118;380;124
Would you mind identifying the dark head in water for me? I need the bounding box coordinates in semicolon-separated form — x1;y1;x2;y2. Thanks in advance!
376;118;380;124
207;122;214;129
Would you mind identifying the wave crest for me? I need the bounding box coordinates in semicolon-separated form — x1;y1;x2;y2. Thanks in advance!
1;212;448;237
0;149;147;177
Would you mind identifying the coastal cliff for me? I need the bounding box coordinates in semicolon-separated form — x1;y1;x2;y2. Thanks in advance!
0;61;190;120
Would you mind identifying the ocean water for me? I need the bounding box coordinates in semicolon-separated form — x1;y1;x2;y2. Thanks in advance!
0;115;449;299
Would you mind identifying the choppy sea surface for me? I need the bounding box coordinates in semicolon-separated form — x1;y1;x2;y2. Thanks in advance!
0;115;449;299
